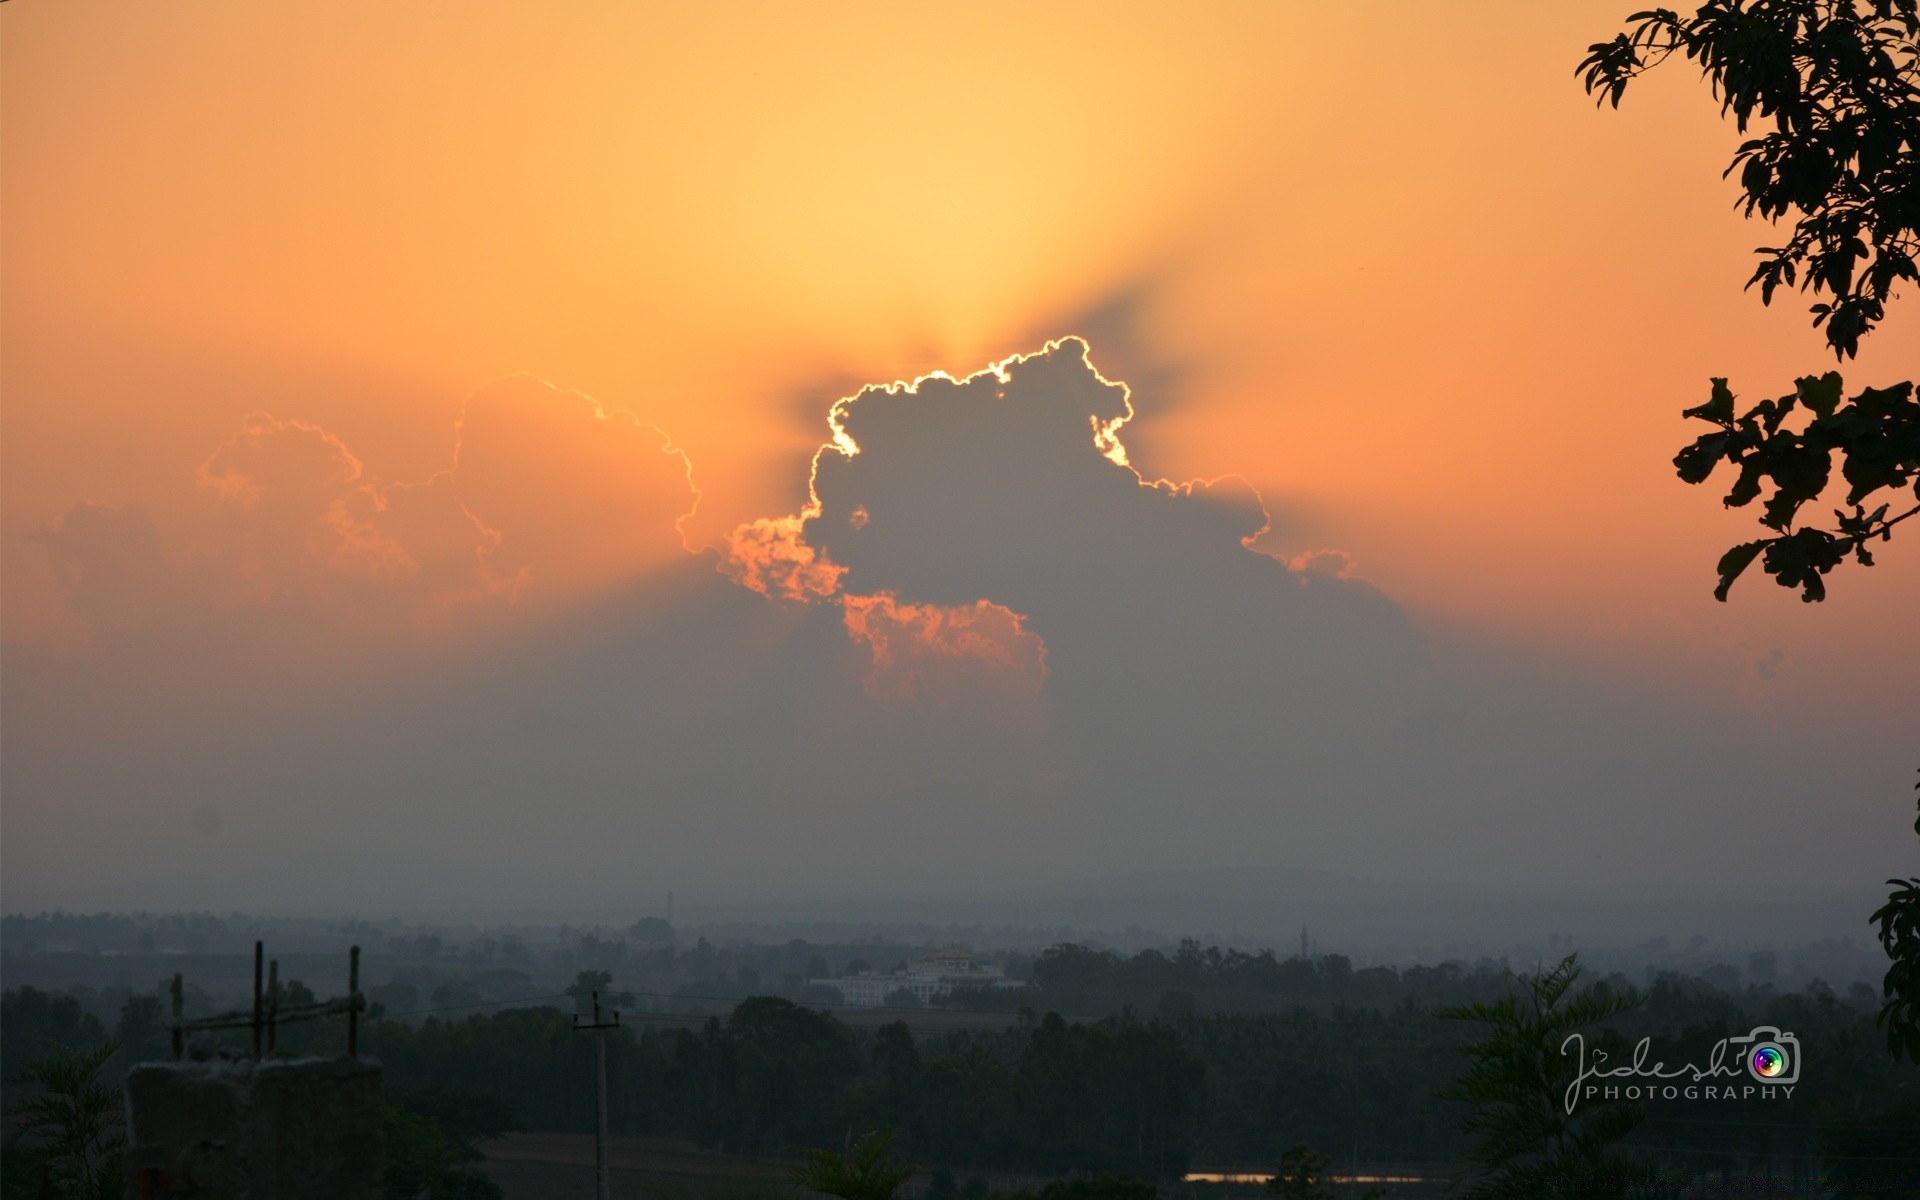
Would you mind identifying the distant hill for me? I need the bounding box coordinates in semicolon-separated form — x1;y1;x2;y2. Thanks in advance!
1014;862;1535;905
667;863;1880;958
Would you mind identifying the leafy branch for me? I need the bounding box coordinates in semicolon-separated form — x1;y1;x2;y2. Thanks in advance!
790;1129;918;1200
1584;3;1919;599
1580;1;1920;361
6;1040;126;1200
1674;372;1920;599
1869;771;1920;1062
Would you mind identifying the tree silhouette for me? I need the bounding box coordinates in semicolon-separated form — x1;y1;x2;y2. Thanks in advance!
564;970;634;1015
5;1040;125;1200
790;1129;918;1200
1581;1;1919;600
1869;773;1920;1060
1435;956;1652;1198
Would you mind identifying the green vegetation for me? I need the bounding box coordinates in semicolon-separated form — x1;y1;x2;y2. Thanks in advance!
1;988;107;1083
1;1041;125;1200
1870;778;1920;1062
5;937;1916;1190
1436;957;1650;1198
1581;0;1920;601
790;1129;917;1200
281;959;1920;1180
381;1098;506;1200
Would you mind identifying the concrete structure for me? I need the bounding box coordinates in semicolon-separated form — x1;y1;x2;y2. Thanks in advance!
123;1056;382;1199
815;945;1029;1008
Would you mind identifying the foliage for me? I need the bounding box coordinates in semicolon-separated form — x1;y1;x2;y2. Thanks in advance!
1264;1143;1382;1200
384;1104;448;1200
1435;956;1651;1199
1580;0;1919;360
112;994;169;1068
0;987;108;1082
1024;939;1508;1018
385;1086;524;1162
704;996;864;1151
11;940;1910;1183
565;969;635;1015
1013;1012;1203;1176
1869;772;1920;1061
1673;372;1918;600
363;1006;612;1135
630;917;677;944
1580;0;1920;599
381;1100;505;1200
3;1041;125;1200
790;1129;917;1200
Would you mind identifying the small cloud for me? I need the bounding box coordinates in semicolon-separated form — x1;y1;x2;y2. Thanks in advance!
196;411;366;510
32;374;710;642
1286;547;1359;580
721;514;847;601
195;412;400;603
842;592;1048;711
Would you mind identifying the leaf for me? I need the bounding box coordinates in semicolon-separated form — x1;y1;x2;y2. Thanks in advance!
1713;539;1769;600
1682;378;1738;424
1674;433;1732;483
1796;371;1845;416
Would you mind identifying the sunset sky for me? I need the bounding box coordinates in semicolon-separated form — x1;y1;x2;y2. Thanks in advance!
4;1;1914;913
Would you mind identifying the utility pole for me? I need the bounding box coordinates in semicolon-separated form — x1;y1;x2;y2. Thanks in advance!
572;991;619;1200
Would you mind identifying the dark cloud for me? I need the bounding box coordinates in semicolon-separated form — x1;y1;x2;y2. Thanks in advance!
795;338;1424;776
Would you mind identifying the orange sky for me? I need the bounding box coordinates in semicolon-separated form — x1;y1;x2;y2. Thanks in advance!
5;3;1915;747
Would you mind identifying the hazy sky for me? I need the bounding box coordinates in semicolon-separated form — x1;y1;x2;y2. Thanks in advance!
3;1;1914;914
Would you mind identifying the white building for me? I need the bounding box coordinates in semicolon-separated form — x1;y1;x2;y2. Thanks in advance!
813;945;1027;1008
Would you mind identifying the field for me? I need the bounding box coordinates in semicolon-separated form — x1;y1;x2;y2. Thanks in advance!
471;1134;1453;1200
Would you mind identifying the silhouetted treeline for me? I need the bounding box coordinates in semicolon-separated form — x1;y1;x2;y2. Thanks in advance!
7;944;1915;1182
361;976;1913;1177
350;1000;1204;1176
1016;940;1521;1017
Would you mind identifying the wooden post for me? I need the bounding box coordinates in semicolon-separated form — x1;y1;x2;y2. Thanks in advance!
251;941;263;1061
348;945;361;1058
170;973;184;1060
266;960;279;1055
